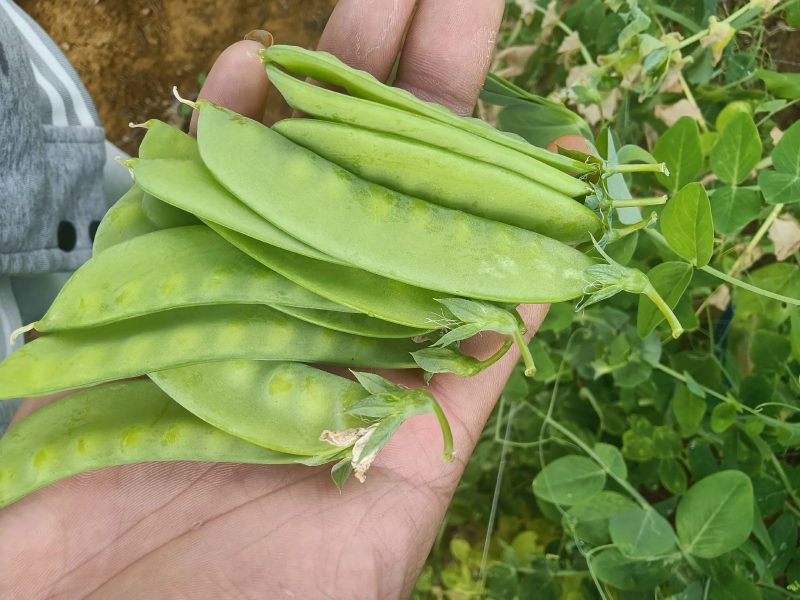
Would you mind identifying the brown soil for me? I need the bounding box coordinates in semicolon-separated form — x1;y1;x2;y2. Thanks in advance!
17;0;338;156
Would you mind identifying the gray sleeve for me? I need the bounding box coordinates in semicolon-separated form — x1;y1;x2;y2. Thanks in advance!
0;0;107;275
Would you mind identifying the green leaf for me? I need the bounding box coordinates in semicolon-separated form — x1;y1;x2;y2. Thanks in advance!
411;347;486;377
791;310;800;363
654;427;683;459
673;385;707;431
527;338;556;381
564;491;638;546
450;538;471;564
622;429;656;462
709;112;762;185
609;508;676;557
750;329;791;369
735;263;800;326
605;230;639;266
592;548;677;591
789;1;800;27
538;302;573;333
518;572;561;600
766;512;798;578
683;371;707;398
709;186;762;234
676;470;754;558
687;440;719;480
532;455;606;506
653;117;704;192
753;503;775;553
661;183;714;267
497;103;592;148
709;571;762;600
660;459;688;494
484;563;517;600
330;456;353;490
758;170;800;205
756;69;800;100
771;120;800;175
637;262;693;337
594;442;628;480
710;403;738;433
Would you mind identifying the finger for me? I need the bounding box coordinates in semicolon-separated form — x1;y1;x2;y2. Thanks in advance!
546;133;592;154
394;0;504;116
189;39;271;136
315;0;417;81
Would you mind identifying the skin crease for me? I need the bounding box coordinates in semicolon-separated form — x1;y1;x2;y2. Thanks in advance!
1;0;592;597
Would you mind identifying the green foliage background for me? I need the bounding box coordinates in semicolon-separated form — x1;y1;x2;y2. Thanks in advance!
415;1;800;598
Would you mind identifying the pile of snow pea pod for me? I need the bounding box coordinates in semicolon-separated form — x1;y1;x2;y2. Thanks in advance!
0;45;683;508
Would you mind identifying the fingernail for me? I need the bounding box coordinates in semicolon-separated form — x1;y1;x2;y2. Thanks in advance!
244;30;274;48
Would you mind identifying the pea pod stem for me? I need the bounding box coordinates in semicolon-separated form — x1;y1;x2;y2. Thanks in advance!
611;195;667;208
607;162;669;175
643;282;684;339
9;323;34;346
430;398;455;462
512;330;537;377
603;212;658;244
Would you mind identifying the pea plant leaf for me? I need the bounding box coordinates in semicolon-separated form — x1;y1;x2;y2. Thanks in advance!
765;512;798;578
564;491;638;546
709;186;762;234
710;402;737;433
676;470;754;558
709;572;762;600
660;183;714;267
750;329;791;369
760;120;800;204
653;117;703;192
593;442;627;479
591;548;678;591
734;262;800;325
609;508;676;557
637;262;693;337
532;455;606;506
673;385;707;431
755;69;800;100
659;459;688;494
709;112;762;184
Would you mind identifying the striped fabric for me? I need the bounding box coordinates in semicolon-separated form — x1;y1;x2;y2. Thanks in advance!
0;0;100;127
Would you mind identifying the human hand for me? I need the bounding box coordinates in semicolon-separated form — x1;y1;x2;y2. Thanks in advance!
0;1;586;597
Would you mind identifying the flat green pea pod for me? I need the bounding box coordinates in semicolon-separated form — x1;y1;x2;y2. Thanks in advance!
129;156;345;265
273;119;602;244
209;222;452;330
136;119;200;229
0;304;423;400
27;226;356;336
197;101;594;304
92;185;159;254
270;304;430;338
0;380;315;508
141;192;201;228
260;45;594;178
261;64;591;198
151;360;369;456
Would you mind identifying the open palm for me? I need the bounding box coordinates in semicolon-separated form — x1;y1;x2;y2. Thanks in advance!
0;1;555;597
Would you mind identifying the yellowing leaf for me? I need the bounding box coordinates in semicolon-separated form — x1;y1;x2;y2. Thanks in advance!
768;213;800;261
700;17;735;66
493;45;538;79
708;285;731;311
557;31;582;67
655;99;702;127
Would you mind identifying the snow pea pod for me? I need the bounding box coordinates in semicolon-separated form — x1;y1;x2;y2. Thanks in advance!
263;65;591;198
137;119;201;227
269;304;429;338
209;222;452;330
36;226;355;334
131;156;345;265
141;192;201;228
197;102;596;304
261;45;594;177
151;360;368;456
0;304;423;400
92;185;158;254
273;119;602;244
0;380;309;508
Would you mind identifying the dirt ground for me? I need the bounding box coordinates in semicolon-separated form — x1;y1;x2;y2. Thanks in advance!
18;0;338;156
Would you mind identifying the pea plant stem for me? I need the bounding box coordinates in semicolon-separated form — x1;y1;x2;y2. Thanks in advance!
431;401;455;462
532;4;596;67
700;265;800;305
679;73;709;133
695;202;785;315
676;0;771;50
513;329;537;377
644;283;684;338
613;163;669;174
480;402;515;581
770;454;800;510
